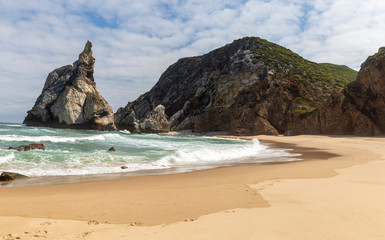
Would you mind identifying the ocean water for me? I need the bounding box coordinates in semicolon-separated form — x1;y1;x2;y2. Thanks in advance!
0;123;301;182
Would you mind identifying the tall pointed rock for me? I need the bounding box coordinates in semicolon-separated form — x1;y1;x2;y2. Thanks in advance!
24;41;116;130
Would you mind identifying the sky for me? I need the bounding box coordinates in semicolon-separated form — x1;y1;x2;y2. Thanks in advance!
1;0;385;123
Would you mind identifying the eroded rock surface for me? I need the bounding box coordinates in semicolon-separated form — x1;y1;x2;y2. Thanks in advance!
289;47;385;136
24;41;116;131
0;172;28;181
8;143;46;151
115;37;356;135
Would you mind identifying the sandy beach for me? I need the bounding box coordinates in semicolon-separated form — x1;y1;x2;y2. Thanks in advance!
1;135;384;240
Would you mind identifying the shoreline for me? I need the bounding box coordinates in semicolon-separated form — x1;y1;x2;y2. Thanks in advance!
0;135;307;188
1;135;384;239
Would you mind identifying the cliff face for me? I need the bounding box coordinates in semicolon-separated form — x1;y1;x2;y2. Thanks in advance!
115;37;356;135
24;41;116;131
289;47;385;135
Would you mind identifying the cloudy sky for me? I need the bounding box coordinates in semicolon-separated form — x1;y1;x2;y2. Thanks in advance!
1;0;385;123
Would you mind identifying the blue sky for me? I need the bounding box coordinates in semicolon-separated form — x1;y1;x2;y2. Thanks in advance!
1;0;385;123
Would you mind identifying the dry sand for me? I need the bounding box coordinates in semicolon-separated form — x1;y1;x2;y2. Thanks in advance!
0;135;384;240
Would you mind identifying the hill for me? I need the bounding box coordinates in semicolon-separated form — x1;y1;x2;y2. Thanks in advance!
115;37;357;135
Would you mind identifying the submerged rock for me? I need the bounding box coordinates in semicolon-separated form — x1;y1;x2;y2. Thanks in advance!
8;143;46;151
0;172;28;181
24;41;116;131
108;147;116;152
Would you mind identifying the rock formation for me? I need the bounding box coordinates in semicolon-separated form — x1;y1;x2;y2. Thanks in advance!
0;172;28;181
115;102;170;133
24;41;116;131
289;47;385;135
115;37;356;135
108;147;115;152
8;143;46;151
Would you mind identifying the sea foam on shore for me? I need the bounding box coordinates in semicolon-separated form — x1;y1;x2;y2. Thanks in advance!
0;123;301;179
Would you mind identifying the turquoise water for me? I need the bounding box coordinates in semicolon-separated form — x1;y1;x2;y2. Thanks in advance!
0;123;301;178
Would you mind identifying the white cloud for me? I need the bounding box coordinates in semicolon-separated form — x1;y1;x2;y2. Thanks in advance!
1;0;385;122
292;0;385;67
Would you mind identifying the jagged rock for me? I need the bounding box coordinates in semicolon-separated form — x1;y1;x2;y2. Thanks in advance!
0;172;28;181
8;143;46;151
115;102;169;133
114;109;140;133
108;147;115;152
289;47;385;136
139;105;170;133
24;41;116;131
115;37;356;135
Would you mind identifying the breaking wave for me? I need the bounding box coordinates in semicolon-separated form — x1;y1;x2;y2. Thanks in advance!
0;134;105;143
0;124;302;179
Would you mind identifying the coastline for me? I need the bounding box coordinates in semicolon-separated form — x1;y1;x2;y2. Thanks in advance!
1;135;384;239
0;134;303;188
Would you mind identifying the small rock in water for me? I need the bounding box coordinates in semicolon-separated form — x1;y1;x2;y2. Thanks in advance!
0;172;29;181
121;166;128;169
8;143;45;151
108;147;115;151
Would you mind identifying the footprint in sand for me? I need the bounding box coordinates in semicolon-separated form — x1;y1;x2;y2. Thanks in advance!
81;231;94;237
87;220;99;225
2;233;20;240
251;179;281;191
16;230;49;239
40;222;51;226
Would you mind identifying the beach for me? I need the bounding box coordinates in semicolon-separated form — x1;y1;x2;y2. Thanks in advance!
1;135;385;240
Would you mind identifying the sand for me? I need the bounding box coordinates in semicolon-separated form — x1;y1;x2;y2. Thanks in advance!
0;135;384;240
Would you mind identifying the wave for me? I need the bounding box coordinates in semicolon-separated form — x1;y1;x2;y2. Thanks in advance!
0;152;15;164
0;124;303;178
154;138;301;167
0;123;22;127
0;138;301;177
4;163;169;177
0;134;105;143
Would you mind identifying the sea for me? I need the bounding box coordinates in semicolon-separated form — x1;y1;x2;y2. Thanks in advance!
0;123;301;187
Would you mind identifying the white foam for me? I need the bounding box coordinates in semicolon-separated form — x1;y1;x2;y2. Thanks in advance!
45;149;70;153
7;160;168;177
0;128;302;177
0;124;22;127
154;138;266;167
119;130;131;134
0;152;15;164
0;134;105;143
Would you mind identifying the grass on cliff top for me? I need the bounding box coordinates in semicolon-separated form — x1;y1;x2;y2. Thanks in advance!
249;37;357;91
292;108;317;118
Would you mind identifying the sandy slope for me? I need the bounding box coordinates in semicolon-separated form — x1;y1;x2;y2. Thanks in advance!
1;135;384;240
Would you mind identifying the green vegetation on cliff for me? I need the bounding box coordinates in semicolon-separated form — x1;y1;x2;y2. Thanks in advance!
116;36;361;135
250;37;357;93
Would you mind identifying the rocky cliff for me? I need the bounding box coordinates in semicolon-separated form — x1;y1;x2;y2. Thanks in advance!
115;37;356;135
289;47;385;135
24;41;116;131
